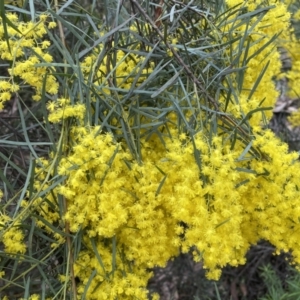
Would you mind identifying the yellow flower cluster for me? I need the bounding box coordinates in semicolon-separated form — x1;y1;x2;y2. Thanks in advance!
74;240;158;300
1;189;26;256
0;13;58;108
0;214;26;255
32;119;300;296
58;126;131;235
243;129;300;258
221;0;290;126
47;97;86;123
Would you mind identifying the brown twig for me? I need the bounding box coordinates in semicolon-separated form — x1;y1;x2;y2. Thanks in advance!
154;0;164;27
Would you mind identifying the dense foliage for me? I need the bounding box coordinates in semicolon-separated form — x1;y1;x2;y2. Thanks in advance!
0;0;300;298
